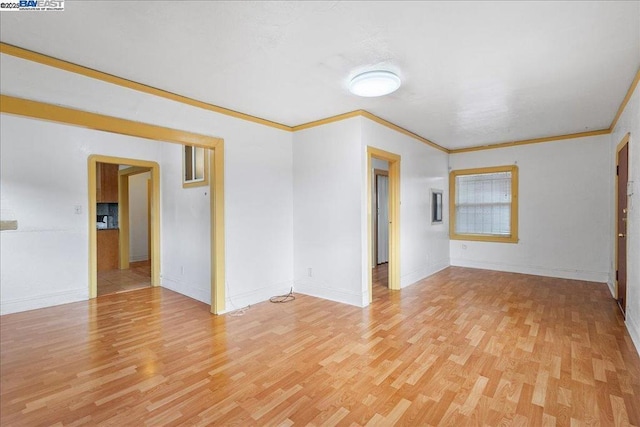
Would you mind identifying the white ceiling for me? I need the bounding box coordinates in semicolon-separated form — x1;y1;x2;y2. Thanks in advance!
1;1;638;149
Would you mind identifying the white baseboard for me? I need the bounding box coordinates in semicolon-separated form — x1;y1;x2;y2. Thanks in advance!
293;260;450;307
162;276;295;315
1;289;88;315
450;258;609;283
161;275;210;305
606;280;616;298
293;278;364;308
401;259;450;288
626;313;640;356
129;254;149;262
222;280;295;314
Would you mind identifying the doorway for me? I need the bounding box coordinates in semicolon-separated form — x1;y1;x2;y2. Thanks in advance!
95;166;153;296
372;165;390;293
367;147;401;303
88;155;160;299
616;133;629;316
375;168;390;266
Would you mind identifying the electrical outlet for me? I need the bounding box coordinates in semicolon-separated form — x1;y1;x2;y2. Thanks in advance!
462;244;467;250
74;205;82;215
308;268;312;277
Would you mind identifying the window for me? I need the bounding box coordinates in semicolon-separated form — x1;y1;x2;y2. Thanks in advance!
183;145;208;188
449;165;518;243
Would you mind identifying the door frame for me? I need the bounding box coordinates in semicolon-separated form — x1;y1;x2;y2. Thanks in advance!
88;155;160;299
209;145;226;314
367;146;401;302
615;132;630;314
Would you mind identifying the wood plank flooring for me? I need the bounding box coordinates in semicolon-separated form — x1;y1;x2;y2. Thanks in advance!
97;260;151;296
1;267;639;426
372;263;388;293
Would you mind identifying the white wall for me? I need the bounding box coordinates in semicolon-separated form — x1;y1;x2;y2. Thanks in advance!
292;118;365;306
158;142;213;304
361;119;450;289
291;117;451;307
129;171;150;262
0;53;294;314
449;135;612;283
0;114;166;314
610;81;640;353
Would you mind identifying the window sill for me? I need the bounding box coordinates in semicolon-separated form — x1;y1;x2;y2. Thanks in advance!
183;179;208;189
450;233;518;244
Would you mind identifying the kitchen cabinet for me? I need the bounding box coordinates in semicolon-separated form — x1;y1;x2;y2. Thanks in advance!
96;163;119;203
97;229;119;271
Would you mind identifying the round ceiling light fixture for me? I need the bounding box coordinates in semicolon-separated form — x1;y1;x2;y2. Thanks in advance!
348;70;401;97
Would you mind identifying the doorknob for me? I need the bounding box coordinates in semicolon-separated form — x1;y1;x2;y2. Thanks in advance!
618;233;626;237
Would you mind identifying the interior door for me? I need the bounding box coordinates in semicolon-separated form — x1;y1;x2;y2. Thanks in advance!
376;174;389;264
617;141;628;316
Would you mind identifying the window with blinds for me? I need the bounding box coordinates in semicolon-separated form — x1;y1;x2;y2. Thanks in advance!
449;165;518;243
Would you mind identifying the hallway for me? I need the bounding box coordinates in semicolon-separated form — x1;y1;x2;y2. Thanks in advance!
97;260;151;296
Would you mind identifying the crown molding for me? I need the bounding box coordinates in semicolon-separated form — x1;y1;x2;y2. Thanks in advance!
2;42;636;154
0;42;291;131
449;129;611;154
292;110;450;153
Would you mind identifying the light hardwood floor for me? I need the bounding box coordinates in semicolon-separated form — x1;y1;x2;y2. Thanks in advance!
373;262;389;296
1;267;639;426
97;260;151;296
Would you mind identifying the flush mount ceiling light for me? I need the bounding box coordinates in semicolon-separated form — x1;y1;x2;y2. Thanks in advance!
348;70;401;97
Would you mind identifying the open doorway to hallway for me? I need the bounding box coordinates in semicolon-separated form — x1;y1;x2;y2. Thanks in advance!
96;163;152;296
372;159;389;295
367;147;401;303
88;155;161;300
